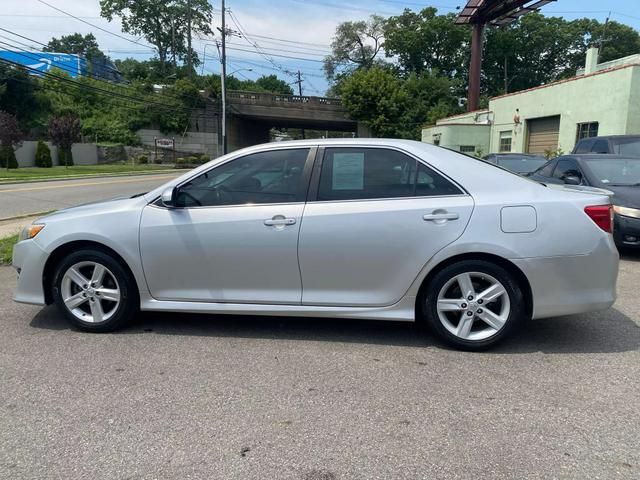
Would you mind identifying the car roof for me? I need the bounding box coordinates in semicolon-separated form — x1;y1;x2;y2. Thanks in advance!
577;135;640;141
556;153;640;161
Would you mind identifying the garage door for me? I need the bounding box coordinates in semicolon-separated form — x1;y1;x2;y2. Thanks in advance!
527;116;560;155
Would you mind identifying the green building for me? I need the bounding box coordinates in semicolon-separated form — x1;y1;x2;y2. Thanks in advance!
422;48;640;157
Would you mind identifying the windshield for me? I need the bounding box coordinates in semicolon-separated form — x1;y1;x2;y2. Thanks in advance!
498;157;548;173
585;158;640;186
612;138;640;157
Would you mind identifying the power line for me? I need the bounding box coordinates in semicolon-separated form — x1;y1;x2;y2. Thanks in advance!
35;0;156;52
0;28;223;110
226;41;326;58
225;46;325;63
0;55;217;118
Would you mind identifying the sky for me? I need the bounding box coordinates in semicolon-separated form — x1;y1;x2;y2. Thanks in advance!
1;0;639;95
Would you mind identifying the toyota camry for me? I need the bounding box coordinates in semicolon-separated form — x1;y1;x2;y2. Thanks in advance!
12;139;619;349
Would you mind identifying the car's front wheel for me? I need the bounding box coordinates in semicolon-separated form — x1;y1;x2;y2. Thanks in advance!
421;260;525;350
51;249;138;332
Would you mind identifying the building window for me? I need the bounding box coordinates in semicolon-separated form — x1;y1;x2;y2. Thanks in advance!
460;145;476;154
576;122;599;141
499;131;512;152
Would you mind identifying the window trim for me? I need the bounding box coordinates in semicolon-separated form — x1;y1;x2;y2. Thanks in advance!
306;145;468;204
575;121;599;143
153;145;317;210
551;158;585;183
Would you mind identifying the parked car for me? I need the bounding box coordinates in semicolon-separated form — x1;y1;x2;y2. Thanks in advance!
12;140;619;350
573;135;640;156
483;153;548;175
528;154;640;248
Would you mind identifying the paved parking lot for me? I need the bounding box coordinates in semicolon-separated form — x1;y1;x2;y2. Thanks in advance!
1;253;639;479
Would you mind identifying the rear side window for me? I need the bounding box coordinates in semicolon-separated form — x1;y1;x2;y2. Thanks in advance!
574;139;594;154
591;140;610;154
317;147;461;201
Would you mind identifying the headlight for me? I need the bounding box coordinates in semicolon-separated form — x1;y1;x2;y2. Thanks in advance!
613;206;640;219
19;224;45;241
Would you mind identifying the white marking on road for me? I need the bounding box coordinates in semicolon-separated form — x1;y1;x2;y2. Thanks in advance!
0;174;178;194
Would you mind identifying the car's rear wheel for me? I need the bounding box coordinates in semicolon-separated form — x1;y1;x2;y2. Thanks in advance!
51;249;138;332
421;260;525;350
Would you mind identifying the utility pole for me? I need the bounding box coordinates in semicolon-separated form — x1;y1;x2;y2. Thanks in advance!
294;70;305;139
220;0;227;154
186;0;193;77
171;17;177;70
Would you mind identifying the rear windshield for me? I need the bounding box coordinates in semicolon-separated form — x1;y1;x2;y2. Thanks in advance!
585;157;640;186
612;138;640;157
498;157;548;173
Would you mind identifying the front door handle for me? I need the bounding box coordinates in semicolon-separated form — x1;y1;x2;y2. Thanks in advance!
423;211;459;222
264;216;296;227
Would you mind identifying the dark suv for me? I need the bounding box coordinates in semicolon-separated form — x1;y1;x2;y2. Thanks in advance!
573;135;640;156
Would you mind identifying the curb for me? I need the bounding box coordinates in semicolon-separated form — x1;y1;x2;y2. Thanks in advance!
0;169;186;186
0;211;55;223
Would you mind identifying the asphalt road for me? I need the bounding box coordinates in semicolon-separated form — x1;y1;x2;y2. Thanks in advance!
0;253;638;479
0;173;181;219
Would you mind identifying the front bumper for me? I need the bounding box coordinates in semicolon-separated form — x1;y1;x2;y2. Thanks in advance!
614;214;640;248
512;236;619;319
12;238;48;306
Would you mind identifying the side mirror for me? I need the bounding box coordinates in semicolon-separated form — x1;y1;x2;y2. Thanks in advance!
161;187;176;207
564;175;582;186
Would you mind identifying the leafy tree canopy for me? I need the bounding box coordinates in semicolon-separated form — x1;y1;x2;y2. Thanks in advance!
44;33;107;62
100;0;213;73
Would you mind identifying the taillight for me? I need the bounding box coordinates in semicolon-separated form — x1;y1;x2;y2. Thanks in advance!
584;205;613;233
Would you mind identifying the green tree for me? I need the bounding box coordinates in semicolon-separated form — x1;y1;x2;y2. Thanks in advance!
323;15;385;81
384;8;470;80
0;63;48;131
44;33;107;62
0;111;21;169
340;66;408;138
35;140;53;168
99;0;213;74
254;75;294;95
49;114;81;166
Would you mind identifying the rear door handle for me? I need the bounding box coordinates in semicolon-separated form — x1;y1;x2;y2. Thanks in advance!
264;216;296;226
423;212;459;222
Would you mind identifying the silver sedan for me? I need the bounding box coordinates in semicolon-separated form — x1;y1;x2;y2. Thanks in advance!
12;139;619;349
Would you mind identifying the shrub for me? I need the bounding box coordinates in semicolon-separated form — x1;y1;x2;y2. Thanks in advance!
35;140;53;168
58;148;74;166
199;155;210;163
137;155;148;164
0;145;18;169
49;114;80;167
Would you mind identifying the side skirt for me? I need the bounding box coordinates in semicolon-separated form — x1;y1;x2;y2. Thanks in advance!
140;296;416;322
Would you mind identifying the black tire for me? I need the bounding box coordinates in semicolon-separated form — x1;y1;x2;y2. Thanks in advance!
51;249;138;332
420;260;525;350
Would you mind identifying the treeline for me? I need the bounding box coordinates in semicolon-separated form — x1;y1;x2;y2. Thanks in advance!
328;9;640;138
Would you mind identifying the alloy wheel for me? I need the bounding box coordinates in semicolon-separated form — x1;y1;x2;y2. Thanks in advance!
60;261;121;323
435;271;510;341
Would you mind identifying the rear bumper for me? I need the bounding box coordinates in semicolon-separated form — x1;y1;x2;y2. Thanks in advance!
512;236;618;319
614;214;640;248
12;239;48;306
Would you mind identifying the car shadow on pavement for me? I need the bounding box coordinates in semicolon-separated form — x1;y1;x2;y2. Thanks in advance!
30;306;639;355
619;249;640;262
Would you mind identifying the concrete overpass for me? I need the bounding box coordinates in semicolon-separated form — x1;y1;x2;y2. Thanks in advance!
226;90;369;151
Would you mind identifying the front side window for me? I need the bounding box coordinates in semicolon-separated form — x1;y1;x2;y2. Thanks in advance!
317;147;461;201
553;159;583;182
175;148;309;207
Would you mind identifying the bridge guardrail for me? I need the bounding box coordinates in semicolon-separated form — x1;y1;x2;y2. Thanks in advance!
228;91;343;108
